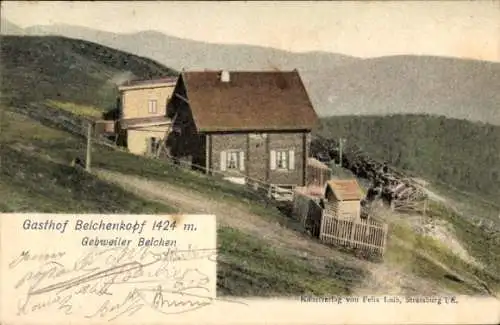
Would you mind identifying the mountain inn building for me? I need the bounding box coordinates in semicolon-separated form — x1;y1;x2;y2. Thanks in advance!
166;69;319;188
117;77;177;156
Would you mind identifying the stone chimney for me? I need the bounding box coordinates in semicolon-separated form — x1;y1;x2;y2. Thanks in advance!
221;70;230;82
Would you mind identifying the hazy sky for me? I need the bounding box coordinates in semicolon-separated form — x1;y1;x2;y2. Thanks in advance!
2;1;500;61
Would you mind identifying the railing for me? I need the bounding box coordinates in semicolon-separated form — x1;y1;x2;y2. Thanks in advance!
160;152;295;203
269;186;294;201
13;102;126;151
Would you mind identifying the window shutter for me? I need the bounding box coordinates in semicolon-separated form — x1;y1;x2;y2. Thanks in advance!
239;151;245;171
220;151;227;171
270;150;276;170
289;149;295;170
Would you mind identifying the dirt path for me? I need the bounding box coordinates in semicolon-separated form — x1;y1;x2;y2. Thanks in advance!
94;168;444;295
95;168;360;264
355;262;454;296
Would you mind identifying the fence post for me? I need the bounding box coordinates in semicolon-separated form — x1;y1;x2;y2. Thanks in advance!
389;199;395;211
266;184;274;207
319;210;325;241
349;219;357;248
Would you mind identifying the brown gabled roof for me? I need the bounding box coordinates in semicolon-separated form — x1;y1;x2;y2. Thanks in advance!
325;179;364;201
120;116;171;129
180;70;318;132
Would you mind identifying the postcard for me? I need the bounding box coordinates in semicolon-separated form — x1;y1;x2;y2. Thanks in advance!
1;1;499;324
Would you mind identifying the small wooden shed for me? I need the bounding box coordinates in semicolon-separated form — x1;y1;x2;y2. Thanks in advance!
292;186;324;236
94;120;117;136
324;179;364;221
307;157;331;187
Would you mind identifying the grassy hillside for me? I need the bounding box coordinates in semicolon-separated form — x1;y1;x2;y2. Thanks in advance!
0;110;177;214
0;35;177;210
0;35;177;110
316;114;500;206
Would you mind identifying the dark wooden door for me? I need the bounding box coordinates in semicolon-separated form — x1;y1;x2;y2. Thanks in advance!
247;133;268;183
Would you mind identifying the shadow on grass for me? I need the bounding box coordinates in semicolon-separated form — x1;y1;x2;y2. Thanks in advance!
217;227;368;297
1;144;176;213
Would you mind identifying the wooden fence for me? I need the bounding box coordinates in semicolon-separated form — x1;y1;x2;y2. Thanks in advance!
291;189;388;257
319;214;388;256
161;152;295;202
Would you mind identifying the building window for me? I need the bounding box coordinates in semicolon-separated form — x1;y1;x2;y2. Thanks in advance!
276;150;288;169
270;149;295;171
227;152;239;169
148;99;158;114
220;150;245;171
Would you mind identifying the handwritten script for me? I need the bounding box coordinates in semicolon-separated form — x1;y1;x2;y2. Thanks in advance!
8;245;227;321
0;213;242;323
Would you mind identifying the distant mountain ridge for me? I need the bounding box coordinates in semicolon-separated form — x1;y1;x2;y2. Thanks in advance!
23;24;358;70
303;55;500;124
0;18;25;35
3;20;500;125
